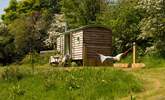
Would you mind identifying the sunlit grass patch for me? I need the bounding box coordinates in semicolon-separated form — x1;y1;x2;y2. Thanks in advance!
0;67;143;100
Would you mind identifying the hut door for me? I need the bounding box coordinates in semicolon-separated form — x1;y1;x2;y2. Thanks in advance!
71;31;83;60
64;34;70;55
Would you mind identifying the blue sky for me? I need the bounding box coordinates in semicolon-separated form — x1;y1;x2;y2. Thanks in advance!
0;0;10;15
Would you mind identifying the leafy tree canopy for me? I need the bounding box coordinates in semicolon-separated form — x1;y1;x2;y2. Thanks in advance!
61;0;107;28
2;0;61;24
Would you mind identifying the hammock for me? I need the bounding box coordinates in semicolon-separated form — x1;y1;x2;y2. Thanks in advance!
98;47;132;63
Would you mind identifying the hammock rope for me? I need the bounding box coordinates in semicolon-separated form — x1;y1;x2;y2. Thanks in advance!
123;47;132;56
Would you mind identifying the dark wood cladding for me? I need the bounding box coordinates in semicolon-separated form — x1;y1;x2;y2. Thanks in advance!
83;27;112;66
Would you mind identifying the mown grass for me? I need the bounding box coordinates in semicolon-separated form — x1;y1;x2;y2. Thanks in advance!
0;66;142;100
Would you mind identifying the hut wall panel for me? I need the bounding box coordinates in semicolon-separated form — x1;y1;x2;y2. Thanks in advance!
56;35;64;55
61;35;64;55
71;31;83;60
83;27;112;66
57;37;60;52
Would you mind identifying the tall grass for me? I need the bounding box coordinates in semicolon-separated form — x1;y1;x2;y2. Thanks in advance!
20;51;58;66
141;55;165;68
0;67;142;100
119;53;165;68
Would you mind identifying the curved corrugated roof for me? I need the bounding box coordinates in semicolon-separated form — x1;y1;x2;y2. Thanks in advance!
63;24;112;35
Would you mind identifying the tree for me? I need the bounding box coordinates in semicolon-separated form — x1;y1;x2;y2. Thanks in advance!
0;23;15;65
44;14;66;49
1;0;61;63
8;12;46;58
98;0;143;53
1;0;18;24
61;0;107;28
2;0;61;24
137;0;165;56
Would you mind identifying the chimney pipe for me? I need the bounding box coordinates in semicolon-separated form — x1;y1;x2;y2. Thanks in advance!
65;22;67;32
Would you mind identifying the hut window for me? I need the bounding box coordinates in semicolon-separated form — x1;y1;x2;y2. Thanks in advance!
77;37;80;44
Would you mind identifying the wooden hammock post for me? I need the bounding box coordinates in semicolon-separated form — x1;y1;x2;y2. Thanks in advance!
114;42;145;68
133;42;136;64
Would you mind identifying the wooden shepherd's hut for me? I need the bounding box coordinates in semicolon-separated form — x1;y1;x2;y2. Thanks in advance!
56;25;112;66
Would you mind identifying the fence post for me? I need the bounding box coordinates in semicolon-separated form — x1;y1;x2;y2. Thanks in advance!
133;42;136;64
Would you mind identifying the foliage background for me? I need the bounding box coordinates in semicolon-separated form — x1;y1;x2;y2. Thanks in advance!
0;0;165;65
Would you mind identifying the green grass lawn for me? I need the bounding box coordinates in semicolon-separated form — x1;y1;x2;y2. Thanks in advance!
0;54;165;100
0;65;142;100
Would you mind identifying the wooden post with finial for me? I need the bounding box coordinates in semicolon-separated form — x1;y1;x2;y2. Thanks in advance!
133;42;136;64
